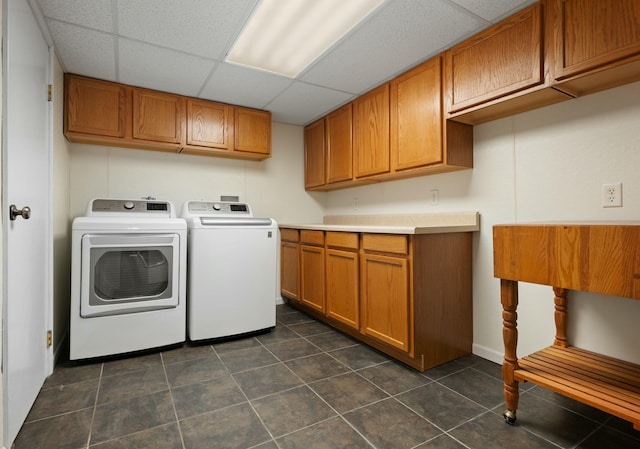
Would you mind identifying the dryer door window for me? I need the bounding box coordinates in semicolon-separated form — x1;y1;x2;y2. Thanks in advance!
81;233;180;317
92;248;171;301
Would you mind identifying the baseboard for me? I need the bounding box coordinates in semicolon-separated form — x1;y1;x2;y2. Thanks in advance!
472;343;503;365
275;295;284;305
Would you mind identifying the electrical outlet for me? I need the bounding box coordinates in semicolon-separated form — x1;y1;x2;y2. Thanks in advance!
602;182;622;207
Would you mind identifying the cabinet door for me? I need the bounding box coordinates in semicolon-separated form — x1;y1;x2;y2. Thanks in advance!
326;248;359;329
353;84;390;178
133;88;182;144
445;3;543;113
281;241;299;300
361;253;411;353
304;118;326;189
65;75;127;138
235;107;271;155
300;245;325;312
391;56;442;170
553;0;640;80
186;99;232;150
326;104;353;183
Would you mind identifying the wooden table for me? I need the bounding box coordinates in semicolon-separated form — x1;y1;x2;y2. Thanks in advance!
493;224;640;430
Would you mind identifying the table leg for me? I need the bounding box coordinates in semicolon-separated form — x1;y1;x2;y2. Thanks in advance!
501;279;519;424
553;287;568;347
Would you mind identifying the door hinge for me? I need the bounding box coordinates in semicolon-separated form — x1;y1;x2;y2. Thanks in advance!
46;330;52;348
48;84;53;102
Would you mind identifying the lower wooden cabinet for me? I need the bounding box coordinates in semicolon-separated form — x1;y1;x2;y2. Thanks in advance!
280;229;300;300
280;227;473;371
299;231;325;313
325;232;360;330
360;252;411;354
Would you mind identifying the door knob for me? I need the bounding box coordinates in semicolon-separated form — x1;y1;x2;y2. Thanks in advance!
9;204;31;221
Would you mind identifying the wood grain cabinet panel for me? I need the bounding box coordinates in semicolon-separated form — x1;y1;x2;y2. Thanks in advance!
186;99;232;150
65;74;127;138
551;0;640;95
234;107;271;155
326;104;353;183
281;229;300;301
300;244;325;313
304;118;326;189
326;248;359;329
132;88;183;144
353;83;390;178
445;3;544;114
391;57;442;170
360;252;411;353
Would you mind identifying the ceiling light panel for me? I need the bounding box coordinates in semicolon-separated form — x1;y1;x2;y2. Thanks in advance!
227;0;384;77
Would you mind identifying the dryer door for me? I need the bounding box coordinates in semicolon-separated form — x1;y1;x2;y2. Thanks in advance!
81;233;180;317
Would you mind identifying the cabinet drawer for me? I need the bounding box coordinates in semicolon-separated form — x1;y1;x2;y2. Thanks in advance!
300;230;325;246
362;234;408;255
326;232;359;250
280;228;299;242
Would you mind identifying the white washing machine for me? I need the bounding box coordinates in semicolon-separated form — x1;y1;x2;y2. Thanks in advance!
70;198;186;360
182;200;277;341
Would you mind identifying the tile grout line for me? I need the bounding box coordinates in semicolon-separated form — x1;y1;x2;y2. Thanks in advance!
160;351;188;449
84;362;105;449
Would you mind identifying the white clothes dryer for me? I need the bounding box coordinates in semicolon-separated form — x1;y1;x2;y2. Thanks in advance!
182;201;277;341
70;198;186;360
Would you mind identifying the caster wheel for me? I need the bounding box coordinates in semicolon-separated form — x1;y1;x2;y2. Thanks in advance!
503;409;517;425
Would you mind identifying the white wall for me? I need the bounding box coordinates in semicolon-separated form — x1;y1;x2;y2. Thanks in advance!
325;81;640;365
69;122;326;228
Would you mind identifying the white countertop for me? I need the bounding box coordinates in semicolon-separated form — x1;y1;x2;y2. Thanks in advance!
281;211;480;235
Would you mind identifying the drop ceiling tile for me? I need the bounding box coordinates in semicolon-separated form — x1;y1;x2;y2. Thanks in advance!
301;0;486;94
47;20;116;79
37;0;113;32
451;0;537;22
118;39;216;97
116;0;258;60
267;82;354;126
200;63;292;109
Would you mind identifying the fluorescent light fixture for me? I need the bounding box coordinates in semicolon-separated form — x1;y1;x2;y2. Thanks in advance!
227;0;384;77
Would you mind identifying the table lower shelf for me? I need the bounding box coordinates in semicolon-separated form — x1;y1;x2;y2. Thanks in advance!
514;345;640;430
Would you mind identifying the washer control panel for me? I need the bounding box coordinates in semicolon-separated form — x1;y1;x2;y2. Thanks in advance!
186;201;252;217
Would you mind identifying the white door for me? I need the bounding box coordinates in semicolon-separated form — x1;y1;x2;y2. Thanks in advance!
2;0;53;446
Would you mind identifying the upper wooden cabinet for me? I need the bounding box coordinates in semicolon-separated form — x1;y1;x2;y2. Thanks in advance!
304;118;326;189
64;74;271;160
444;2;570;124
550;0;640;96
446;3;545;114
185;98;233;150
353;83;390;178
64;75;127;139
326;104;353;184
234;107;271;155
391;56;443;170
132;88;183;145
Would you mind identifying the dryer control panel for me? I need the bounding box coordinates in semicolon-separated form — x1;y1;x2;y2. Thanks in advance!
89;199;173;217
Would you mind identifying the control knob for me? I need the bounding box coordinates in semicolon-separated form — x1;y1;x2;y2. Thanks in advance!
123;201;135;210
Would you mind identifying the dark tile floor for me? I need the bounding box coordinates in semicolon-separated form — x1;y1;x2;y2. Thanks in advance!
14;303;640;449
